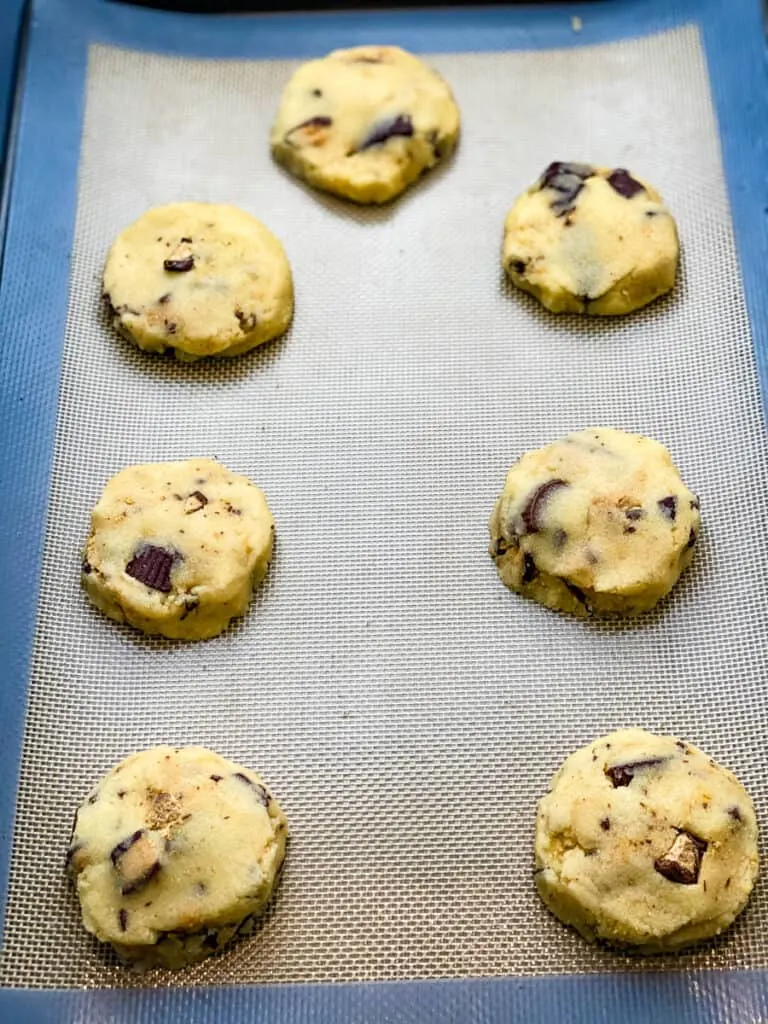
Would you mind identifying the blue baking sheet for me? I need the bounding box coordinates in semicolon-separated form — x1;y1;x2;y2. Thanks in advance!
0;0;766;1019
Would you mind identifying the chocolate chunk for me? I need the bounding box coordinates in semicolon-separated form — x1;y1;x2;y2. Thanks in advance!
285;115;332;146
359;114;413;151
82;560;92;575
654;830;707;885
180;598;199;620
65;842;83;869
493;537;510;558
521;553;538;584
625;507;645;521
539;161;594;216
623;526;636;535
600;817;611;831
210;774;223;783
562;580;588;606
163;255;195;273
235;309;258;333
233;772;270;807
607;168;645;199
509;259;527;275
180;237;193;244
311;88;323;97
687;528;697;548
184;490;208;515
690;496;700;511
118;909;129;932
111;830;162;895
125;544;177;593
605;757;668;788
158;292;171;305
165;321;177;335
553;528;568;549
658;496;677;520
202;931;219;949
728;806;743;823
519;479;568;534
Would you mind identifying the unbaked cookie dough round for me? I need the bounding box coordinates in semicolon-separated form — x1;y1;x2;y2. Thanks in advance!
488;428;700;617
82;458;274;641
271;45;460;204
535;729;758;951
502;163;679;315
103;203;294;360
68;746;288;970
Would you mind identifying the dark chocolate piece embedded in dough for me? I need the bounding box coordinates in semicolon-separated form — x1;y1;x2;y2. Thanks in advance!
654;830;707;885
125;545;177;593
605;756;668;788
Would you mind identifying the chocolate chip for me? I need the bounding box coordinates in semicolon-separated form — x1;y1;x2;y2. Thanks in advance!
184;490;208;515
553;528;568;549
65;842;83;869
690;496;701;511
687;528;697;548
235;309;258;333
210;774;222;782
509;259;527;275
654;830;707;885
625;507;645;521
493;537;510;558
125;544;177;593
82;560;93;575
519;479;568;535
607;168;645;199
158;292;171;304
600;817;611;831
728;806;743;823
165;321;177;334
233;772;270;807
202;932;219;949
163;255;194;273
180;598;199;620
117;790;126;799
179;237;193;244
539;161;594;216
624;526;636;535
521;553;538;584
605;757;668;788
118;909;128;932
359;114;413;151
658;496;677;520
87;793;98;805
311;88;322;97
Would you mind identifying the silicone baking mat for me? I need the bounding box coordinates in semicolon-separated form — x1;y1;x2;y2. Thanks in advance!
0;0;767;1020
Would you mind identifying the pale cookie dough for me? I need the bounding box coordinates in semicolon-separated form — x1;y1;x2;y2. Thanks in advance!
535;729;758;951
103;203;293;360
271;45;459;204
503;163;679;314
68;746;288;970
82;459;274;641
489;428;700;617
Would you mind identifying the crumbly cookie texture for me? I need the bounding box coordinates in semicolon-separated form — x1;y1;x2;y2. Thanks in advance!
68;746;288;970
535;729;758;951
82;458;274;641
271;45;460;204
503;163;679;315
489;427;700;617
103;203;293;360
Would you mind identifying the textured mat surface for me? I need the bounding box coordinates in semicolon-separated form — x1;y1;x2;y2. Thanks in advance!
1;25;767;988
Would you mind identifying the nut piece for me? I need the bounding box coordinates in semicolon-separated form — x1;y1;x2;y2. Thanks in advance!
654;830;707;885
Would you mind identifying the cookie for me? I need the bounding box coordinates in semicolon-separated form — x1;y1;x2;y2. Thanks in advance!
68;746;288;970
271;45;459;204
82;459;274;641
535;729;758;951
489;428;700;617
103;203;293;360
503;163;679;315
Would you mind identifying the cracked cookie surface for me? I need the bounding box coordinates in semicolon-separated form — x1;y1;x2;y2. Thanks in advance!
488;427;700;617
535;729;758;951
103;203;293;360
68;746;288;970
503;163;679;314
82;459;274;640
271;45;459;204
